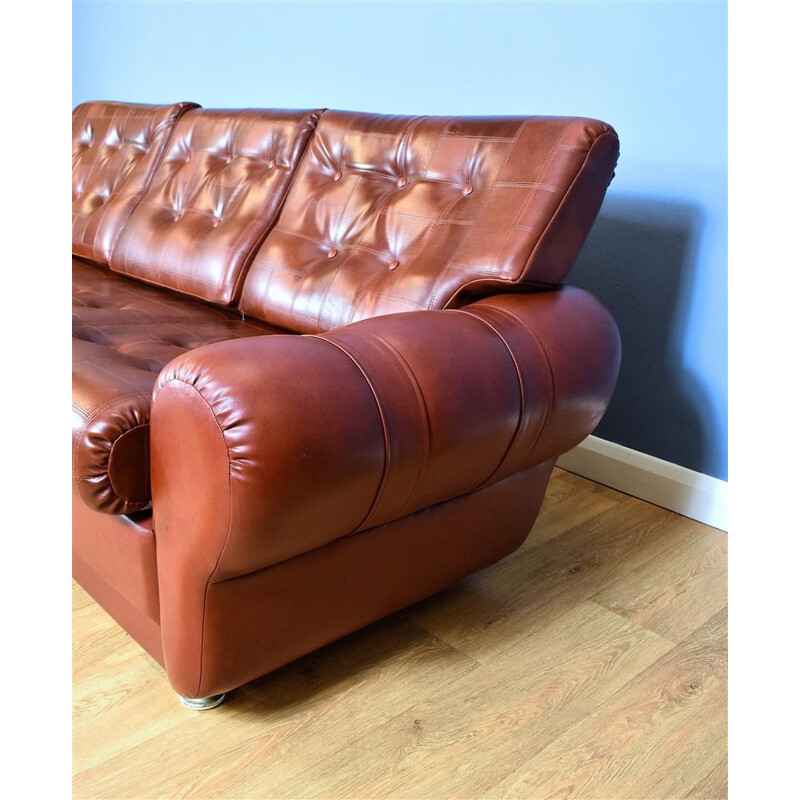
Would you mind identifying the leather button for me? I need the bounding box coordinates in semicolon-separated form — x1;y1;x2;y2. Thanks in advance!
267;159;276;169
462;183;474;196
334;170;343;181
225;155;233;164
173;213;183;222
327;248;338;259
389;260;400;271
397;176;407;188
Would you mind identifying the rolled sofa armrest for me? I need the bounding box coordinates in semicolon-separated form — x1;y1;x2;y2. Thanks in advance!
152;285;620;582
151;286;619;696
459;288;621;467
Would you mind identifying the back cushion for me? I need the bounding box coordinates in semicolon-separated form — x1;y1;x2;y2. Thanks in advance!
72;101;197;264
240;111;619;333
110;108;322;306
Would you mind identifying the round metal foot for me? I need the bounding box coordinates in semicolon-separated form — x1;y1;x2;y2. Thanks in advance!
179;693;227;710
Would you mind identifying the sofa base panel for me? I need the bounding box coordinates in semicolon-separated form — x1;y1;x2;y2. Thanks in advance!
72;497;160;622
171;461;555;698
73;553;165;666
74;461;555;697
73;496;164;664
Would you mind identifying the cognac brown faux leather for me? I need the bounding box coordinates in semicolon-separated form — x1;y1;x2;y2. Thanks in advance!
72;102;621;701
240;111;618;332
110;108;322;305
72;101;198;264
72;259;280;515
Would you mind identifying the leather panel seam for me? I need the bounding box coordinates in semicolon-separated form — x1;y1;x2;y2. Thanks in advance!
482;306;556;464
367;333;431;520
457;310;526;487
312;336;391;534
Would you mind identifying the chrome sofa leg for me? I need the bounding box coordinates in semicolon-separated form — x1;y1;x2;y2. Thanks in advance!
178;693;226;710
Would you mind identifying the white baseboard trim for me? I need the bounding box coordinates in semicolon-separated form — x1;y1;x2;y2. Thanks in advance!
556;436;728;531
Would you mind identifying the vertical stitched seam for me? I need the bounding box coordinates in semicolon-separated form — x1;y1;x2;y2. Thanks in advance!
231;113;318;303
369;333;431;518
485;306;556;464
109;103;191;261
312;337;392;533
457;310;526;488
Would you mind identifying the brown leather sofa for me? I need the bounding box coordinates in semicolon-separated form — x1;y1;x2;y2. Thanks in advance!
72;101;622;709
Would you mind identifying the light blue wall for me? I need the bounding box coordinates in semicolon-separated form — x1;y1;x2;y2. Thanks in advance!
73;0;728;480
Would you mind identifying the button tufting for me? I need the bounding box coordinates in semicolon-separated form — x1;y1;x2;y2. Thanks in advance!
173;213;183;222
327;248;338;259
267;159;276;169
397;176;407;188
225;155;233;164
389;260;400;271
462;183;474;196
334;170;343;181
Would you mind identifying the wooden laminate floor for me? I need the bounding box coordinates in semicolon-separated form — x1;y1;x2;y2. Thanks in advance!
73;468;728;800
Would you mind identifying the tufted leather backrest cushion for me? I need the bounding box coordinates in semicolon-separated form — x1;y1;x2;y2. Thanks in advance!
110;108;322;306
72;101;197;264
239;111;619;333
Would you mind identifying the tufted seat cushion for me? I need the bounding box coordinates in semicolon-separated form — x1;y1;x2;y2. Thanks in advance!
109;108;322;306
72;260;281;515
72;101;198;264
239;111;619;333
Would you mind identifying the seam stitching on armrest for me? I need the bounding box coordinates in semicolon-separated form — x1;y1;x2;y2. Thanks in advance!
457;310;526;488
313;337;392;534
485;306;556;465
368;333;431;520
